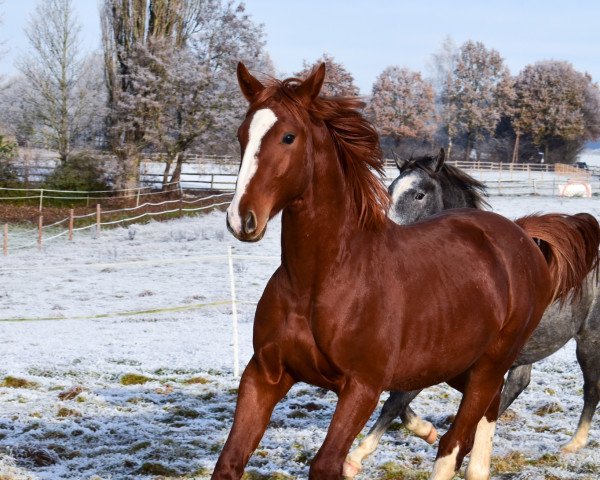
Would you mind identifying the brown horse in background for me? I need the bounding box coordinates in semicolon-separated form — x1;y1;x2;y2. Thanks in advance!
212;63;600;480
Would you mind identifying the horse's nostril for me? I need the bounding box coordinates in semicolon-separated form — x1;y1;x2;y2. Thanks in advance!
244;211;257;234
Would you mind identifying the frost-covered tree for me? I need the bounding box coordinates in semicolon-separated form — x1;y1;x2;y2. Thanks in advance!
427;37;460;156
17;0;91;162
510;61;600;163
367;66;436;147
296;54;359;97
101;0;267;190
443;40;511;161
148;3;268;188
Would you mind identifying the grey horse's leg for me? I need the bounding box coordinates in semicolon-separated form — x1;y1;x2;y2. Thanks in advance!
344;390;431;477
562;336;600;452
498;364;533;416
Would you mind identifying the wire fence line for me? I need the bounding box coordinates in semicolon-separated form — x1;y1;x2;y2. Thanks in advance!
2;160;597;255
2;192;234;254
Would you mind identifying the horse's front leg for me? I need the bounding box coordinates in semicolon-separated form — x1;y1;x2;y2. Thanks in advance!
344;389;429;478
211;355;294;480
310;379;381;480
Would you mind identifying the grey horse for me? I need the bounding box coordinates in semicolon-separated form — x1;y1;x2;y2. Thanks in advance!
344;149;600;477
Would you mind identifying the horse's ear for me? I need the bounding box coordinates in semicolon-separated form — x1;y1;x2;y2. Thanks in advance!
297;63;326;104
237;62;265;102
434;148;446;172
392;151;407;171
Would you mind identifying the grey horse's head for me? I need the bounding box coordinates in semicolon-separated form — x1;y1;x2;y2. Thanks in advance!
387;150;446;225
387;149;488;225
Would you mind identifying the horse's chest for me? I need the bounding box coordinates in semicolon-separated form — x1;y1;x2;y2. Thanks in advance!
274;310;344;390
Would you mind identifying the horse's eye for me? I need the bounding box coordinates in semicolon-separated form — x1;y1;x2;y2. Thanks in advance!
415;193;425;200
282;133;295;145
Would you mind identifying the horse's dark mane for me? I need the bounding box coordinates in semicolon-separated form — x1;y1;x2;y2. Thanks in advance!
402;155;489;209
251;77;390;230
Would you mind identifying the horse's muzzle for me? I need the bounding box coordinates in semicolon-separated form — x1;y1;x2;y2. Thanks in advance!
226;209;266;243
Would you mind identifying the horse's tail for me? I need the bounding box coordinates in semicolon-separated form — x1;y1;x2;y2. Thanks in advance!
515;213;600;305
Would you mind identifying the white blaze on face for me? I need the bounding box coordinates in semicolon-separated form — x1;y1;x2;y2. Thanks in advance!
227;108;278;233
388;172;419;223
389;173;418;205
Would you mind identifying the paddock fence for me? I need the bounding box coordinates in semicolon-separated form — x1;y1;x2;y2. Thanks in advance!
2;158;598;255
1;190;234;254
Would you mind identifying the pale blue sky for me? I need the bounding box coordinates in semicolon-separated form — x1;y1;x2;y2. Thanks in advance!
1;1;599;94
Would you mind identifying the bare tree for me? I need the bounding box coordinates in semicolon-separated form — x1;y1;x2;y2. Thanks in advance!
296;53;359;97
427;37;460;157
101;0;267;191
367;66;436;149
17;0;89;162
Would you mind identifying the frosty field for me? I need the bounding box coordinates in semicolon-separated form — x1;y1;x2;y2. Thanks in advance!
1;195;600;479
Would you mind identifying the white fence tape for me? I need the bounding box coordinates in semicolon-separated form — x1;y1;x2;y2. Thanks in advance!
2;246;280;377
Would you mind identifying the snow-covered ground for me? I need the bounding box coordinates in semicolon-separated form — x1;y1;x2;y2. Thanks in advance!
1;195;600;479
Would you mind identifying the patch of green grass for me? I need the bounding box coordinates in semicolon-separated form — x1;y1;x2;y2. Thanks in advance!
136;462;179;476
58;386;85;400
170;406;200;419
183;376;209;385
57;407;81;418
529;453;560;468
39;430;69;440
377;461;429;479
534;402;563;416
242;471;293;480
491;451;527;474
387;421;405;432
1;376;38;389
129;441;151;453
120;373;153;386
288;410;307;419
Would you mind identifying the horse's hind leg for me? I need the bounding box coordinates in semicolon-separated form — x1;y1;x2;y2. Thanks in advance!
402;401;438;443
344;389;427;478
498;364;533;415
562;334;600;453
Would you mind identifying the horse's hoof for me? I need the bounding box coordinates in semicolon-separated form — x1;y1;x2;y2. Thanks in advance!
561;442;582;454
423;425;437;444
342;457;362;478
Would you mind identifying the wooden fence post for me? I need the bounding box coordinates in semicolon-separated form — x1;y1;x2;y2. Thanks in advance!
38;216;43;250
96;204;101;235
39;188;44;213
69;209;74;241
3;224;7;256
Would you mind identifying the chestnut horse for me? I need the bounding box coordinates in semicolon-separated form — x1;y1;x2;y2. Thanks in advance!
347;152;600;475
212;63;600;480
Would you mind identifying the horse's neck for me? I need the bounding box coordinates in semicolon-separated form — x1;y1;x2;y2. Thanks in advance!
280;128;357;281
441;176;477;209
